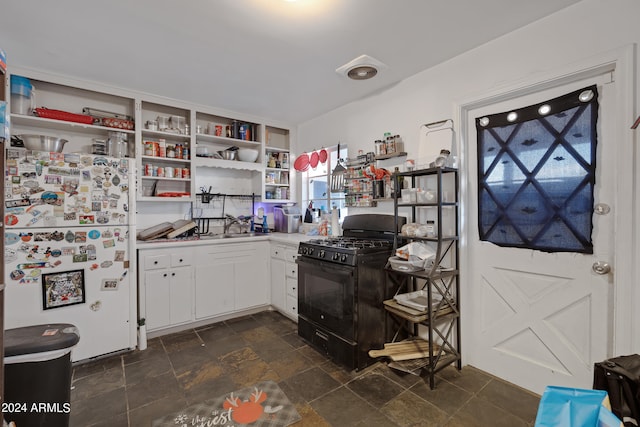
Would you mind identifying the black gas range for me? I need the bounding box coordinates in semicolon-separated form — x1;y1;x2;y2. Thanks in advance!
297;214;406;371
298;237;393;266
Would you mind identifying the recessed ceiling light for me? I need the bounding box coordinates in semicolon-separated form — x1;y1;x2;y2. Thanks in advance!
347;66;378;80
336;54;387;81
507;112;518;122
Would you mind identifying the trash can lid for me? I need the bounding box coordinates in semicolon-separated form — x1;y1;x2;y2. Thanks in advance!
4;324;80;357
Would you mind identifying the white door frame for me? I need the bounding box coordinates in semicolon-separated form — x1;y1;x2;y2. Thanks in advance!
455;44;637;365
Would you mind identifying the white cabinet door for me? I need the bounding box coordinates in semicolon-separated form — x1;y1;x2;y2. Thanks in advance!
169;266;193;325
270;257;286;311
145;266;193;330
194;260;235;319
235;242;269;310
145;270;171;331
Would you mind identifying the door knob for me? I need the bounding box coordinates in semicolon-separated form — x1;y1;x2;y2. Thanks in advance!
592;261;611;275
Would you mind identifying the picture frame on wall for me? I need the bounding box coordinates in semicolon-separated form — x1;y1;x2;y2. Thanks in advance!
42;269;86;310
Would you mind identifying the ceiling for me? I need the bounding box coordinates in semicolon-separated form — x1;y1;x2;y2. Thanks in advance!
0;0;583;125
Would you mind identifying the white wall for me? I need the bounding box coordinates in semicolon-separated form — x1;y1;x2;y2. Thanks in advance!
297;0;640;359
298;0;639;188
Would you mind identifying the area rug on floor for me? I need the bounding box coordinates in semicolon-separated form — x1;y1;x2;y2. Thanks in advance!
152;380;301;427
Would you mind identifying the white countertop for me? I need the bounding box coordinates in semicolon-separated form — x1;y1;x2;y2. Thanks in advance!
136;232;318;250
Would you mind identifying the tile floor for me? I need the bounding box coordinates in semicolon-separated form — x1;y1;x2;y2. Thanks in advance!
69;310;541;426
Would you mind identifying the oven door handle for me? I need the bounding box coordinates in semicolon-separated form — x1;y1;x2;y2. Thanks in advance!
315;330;329;342
298;258;354;277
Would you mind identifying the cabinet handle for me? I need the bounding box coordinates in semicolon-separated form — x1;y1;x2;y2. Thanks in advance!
163;273;167;277
292;287;296;291
171;273;176;277
179;258;183;263
154;261;159;265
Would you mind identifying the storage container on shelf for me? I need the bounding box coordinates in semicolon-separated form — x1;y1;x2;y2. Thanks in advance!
10;75;34;115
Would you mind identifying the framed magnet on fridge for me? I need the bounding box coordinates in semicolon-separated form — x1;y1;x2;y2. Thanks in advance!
42;269;85;310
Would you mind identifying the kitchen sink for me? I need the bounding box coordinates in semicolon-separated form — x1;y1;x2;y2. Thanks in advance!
198;232;257;240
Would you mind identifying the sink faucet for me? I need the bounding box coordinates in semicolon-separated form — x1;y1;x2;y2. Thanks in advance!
223;214;240;234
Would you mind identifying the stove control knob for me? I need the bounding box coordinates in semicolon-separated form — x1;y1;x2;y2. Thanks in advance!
319;250;325;258
308;248;314;255
332;253;339;261
301;247;308;255
341;254;348;262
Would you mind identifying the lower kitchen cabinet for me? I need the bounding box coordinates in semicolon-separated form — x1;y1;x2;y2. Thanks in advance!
139;248;194;332
138;239;294;337
270;242;298;321
194;242;269;319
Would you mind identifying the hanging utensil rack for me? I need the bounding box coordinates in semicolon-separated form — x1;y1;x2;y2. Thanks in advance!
191;193;259;234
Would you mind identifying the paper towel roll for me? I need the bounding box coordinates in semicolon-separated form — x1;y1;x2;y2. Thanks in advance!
331;208;340;236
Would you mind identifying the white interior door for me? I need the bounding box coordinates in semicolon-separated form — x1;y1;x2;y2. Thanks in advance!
464;73;616;394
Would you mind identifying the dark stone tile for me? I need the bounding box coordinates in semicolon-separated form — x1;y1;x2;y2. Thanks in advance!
128;394;188;427
347;371;406;407
268;349;315;380
204;333;249;358
176;359;225;391
182;373;239;406
291;403;332;426
381;390;448;427
297;344;332;365
218;346;260;371
437;364;493;393
251;309;284;323
260;314;298;335
281;331;307;349
449;395;529;427
126;371;182;410
318;358;361;384
196;322;236;343
161;329;203;351
251;336;295;362
478;378;540;423
409;379;472;415
227;358;280;387
80;412;129;427
310;386;374;426
72;355;122;381
122;337;165;365
240;325;280;343
124;353;172;386
225;315;261;333
167;344;215;376
69;386;127;427
278;380;308;406
353;411;401;427
374;364;422;389
71;366;124;401
286;367;341;402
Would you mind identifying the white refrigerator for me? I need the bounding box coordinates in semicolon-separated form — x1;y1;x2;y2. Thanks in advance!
4;149;135;361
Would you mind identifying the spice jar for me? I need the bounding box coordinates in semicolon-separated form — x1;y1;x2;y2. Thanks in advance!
434;149;451;168
166;145;176;158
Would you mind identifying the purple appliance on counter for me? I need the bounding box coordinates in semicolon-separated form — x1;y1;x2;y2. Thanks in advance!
297;214;406;371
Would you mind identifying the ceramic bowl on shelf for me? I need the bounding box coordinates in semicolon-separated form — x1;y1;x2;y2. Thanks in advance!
238;148;259;162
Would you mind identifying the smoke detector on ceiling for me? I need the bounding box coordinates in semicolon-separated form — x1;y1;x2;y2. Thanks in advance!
336;54;388;80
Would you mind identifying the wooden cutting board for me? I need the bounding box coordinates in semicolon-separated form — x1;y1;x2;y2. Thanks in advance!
369;340;440;361
137;222;173;241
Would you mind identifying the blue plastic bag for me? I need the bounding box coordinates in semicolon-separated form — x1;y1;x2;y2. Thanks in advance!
535;386;623;427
